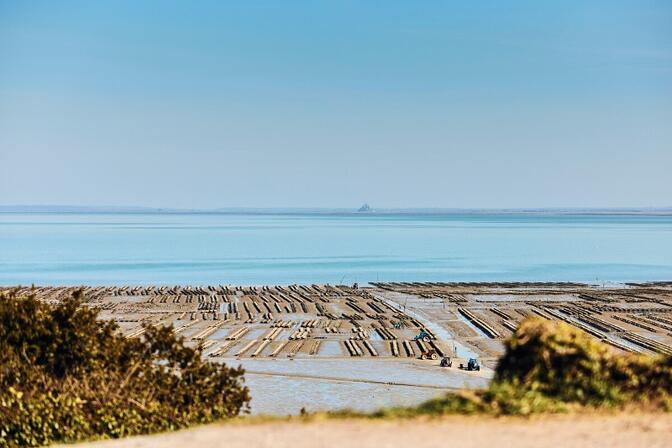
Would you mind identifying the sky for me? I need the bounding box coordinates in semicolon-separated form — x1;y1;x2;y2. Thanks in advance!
0;0;670;209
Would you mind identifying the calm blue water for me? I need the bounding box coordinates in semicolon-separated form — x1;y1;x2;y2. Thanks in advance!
1;213;671;285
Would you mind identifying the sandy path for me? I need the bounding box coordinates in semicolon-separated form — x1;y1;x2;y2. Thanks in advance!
61;414;672;448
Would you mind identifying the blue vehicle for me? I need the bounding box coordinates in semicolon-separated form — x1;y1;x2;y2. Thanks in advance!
414;330;432;342
459;358;481;371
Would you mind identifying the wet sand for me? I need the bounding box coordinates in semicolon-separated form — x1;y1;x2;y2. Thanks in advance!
229;358;490;414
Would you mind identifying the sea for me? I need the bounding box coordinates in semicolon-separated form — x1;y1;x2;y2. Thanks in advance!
1;212;671;286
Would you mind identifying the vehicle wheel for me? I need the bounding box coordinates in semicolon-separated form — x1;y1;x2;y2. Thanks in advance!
431;353;438;360
421;354;427;360
423;336;431;342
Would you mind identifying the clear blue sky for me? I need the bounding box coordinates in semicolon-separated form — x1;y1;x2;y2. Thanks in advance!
1;1;670;209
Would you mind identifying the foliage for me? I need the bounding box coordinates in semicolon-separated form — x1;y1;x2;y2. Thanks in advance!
493;318;671;407
0;291;250;447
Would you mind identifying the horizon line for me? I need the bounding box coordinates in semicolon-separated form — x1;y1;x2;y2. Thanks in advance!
1;204;672;215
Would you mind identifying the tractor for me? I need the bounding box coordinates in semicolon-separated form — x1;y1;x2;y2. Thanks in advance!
414;330;432;343
420;349;439;360
459;358;481;371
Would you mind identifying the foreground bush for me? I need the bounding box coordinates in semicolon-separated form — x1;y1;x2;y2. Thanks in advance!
0;291;250;447
376;318;672;417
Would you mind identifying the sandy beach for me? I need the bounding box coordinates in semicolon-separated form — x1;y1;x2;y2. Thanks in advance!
60;413;672;448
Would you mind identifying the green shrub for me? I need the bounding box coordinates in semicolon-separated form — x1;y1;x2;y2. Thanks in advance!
0;291;250;447
494;318;672;407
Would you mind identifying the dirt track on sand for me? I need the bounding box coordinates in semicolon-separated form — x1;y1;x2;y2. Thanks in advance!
61;413;672;448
